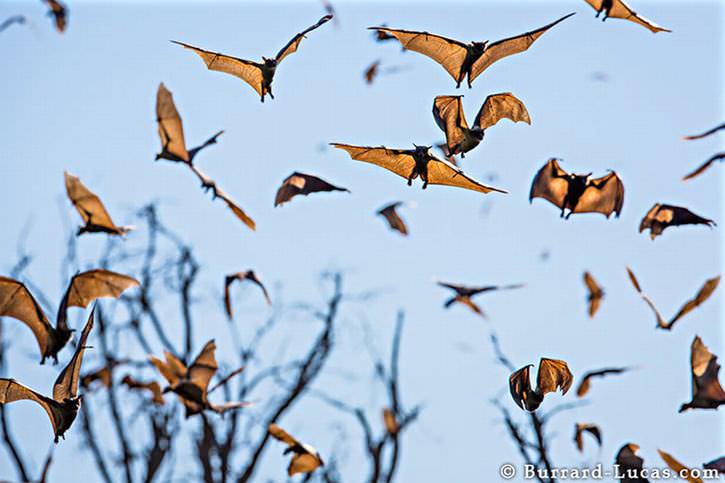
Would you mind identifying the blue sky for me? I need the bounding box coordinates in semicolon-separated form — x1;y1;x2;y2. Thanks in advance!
0;1;722;481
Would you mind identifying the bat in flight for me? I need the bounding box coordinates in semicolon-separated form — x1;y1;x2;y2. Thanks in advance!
268;424;324;476
172;15;333;102
584;0;671;33
275;172;349;207
377;201;409;236
509;358;573;411
437;281;524;318
626;267;720;331
683;122;725;141
363;60;409;85
583;271;604;318
369;13;574;88
658;450;704;483
639;203;715;239
64;172;133;237
529;158;624;219
121;375;165;405
80;358;130;390
330;143;506;194
0;269;139;364
576;367;630;397
679;336;725;413
155;83;255;231
0;308;94;443
0;15;26;33
615;443;647;480
43;0;67;33
224;270;271;320
573;423;602;452
433;93;530;158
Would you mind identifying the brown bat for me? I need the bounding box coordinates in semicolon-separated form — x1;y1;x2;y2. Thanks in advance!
509;358;573;411
43;0;67;33
639;204;715;239
223;270;271;320
658;450;703;483
0;308;94;442
268;424;324;476
0;269;139;363
363;60;408;85
80;359;129;389
437;281;524;318
369;13;574;88
0;15;26;33
172;15;333;102
121;375;165;405
530;159;624;219
574;423;602;452
330;143;506;194
377;202;409;236
704;457;725;475
583;272;604;318
615;443;647;481
627;267;720;330
679;336;725;413
274;172;349;207
433;93;530;158
383;408;399;435
683;123;725;141
576;367;630;397
584;0;671;33
683;153;725;181
64;172;133;236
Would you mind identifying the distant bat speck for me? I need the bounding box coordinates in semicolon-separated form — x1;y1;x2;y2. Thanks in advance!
377;202;409;236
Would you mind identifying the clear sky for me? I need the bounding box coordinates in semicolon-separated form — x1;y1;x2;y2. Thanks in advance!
0;1;722;482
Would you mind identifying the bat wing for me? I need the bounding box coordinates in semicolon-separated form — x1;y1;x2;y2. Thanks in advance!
626;267;666;328
0;277;54;358
171;42;264;98
188;165;256;230
583;272;603;318
474;92;531;130
288;452;323;476
53;308;94;402
577;367;629;397
575;374;592;397
63;172;120;232
364;61;379;85
669;205;716;228
121;376;165;405
275;172;348;206
367;27;468;82
658;450;702;483
455;296;485;318
607;0;671;33
187;340;218;395
508;365;533;410
537;358;573;396
667;276;720;329
683;153;725;181
377;203;408;236
188;130;224;162
275;15;333;63
529;158;569;208
269;423;299;447
432;96;468;156
469;13;575;83
156;83;189;162
683;123;725;141
426;157;506;194
0;378;61;435
150;356;181;386
573;171;624;217
331;143;416;179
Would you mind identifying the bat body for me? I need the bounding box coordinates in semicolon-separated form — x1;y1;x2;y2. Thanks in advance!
433;93;530;158
529;158;624;219
377;202;408;236
64;172;133;236
509;358;573;411
615;443;648;482
574;423;602;452
331;143;505;194
369;13;574;88
639;203;715;239
274;172;349;207
584;0;671;33
224;270;271;320
658;450;703;483
679;336;725;412
269;424;324;476
583;272;604;318
576;367;630;397
0;15;26;33
437;281;524;318
172;15;332;102
43;0;67;33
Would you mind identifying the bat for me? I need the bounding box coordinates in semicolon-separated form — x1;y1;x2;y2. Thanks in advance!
0;308;94;442
373;24;396;42
639;203;715;239
377;202;409;236
584;0;671;33
80;359;129;390
43;0;67;33
509;358;573;411
615;443;647;481
683;153;725;181
64;172;133;236
704;457;725;475
658;450;703;483
433;93;530;158
529;158;624;219
369;13;574;88
383;408;399;435
0;15;26;33
683;122;725;141
583;272;604;318
437;281;524;318
224;270;271;320
121;375;165;405
274;172;349;207
172;15;333;102
363;60;409;85
576;367;630;397
627;267;720;330
268;423;324;476
679;336;725;413
574;423;602;452
0;269;139;363
330;143;506;194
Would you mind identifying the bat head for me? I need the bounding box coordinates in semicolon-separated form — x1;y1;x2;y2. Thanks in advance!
262;57;277;67
471;41;488;53
412;144;432;156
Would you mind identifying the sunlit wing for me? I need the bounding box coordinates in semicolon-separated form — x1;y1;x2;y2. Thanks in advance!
64;172;118;230
0;277;54;357
425;157;506;194
156;83;189;161
667;276;720;329
475;92;531;130
331;144;416;178
537;358;573;395
658;450;703;483
288;452;322;476
275;15;333;63
432;95;468;155
529;158;569;208
573;171;624;217
269;423;299;446
53;308;94;402
187;340;218;394
0;378;61;434
62;270;139;310
607;0;671;33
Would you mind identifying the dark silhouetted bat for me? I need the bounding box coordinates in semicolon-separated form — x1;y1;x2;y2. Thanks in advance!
639;203;715;239
615;443;648;482
679;336;725;413
121;375;165;405
64;172;134;236
383;408;399;435
268;424;324;476
576;367;630;397
683;123;725;141
0;308;94;442
437;281;524;318
574;423;602;452
433;93;530;158
369;13;574;88
224;270;271;320
584;0;671;33
658;450;703;483
704;457;725;475
274;172;349;207
0;15;26;33
0;269;139;363
529;158;624;219
683;153;725;181
627;267;719;330
172;15;333;102
331;143;506;194
43;0;67;33
583;272;604;318
509;358;573;411
377;202;409;236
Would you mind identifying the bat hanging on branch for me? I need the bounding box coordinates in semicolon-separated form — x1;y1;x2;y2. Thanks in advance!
0;269;139;364
0;308;94;443
274;172;349;207
368;13;574;88
437;281;524;318
583;0;671;33
679;336;725;413
64;172;134;236
639;203;715;239
377;201;409;236
574;423;602;452
268;424;324;477
658;450;704;483
509;358;573;411
529;158;624;219
172;15;333;102
330;143;506;194
223;270;271;320
433;93;530;158
583;271;604;318
576;367;631;397
42;0;67;33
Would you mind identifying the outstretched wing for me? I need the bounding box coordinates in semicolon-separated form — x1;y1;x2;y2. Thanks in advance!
156;83;189;161
0;378;61;435
187;164;256;231
683;123;725;141
432;96;468;156
330;143;416;179
683;153;725;181
276;15;333;63
53;307;94;402
268;423;299;447
529;158;570;208
605;0;671;33
475;92;531;130
224;270;271;320
377;202;408;236
426;157;506;194
508;365;533;410
626;267;666;328
658;450;703;483
576;367;630;397
64;172;119;231
187;340;218;394
274;172;348;207
573;171;624;218
667;276;720;329
537;358;573;396
0;277;54;358
188;130;225;163
469;13;575;83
